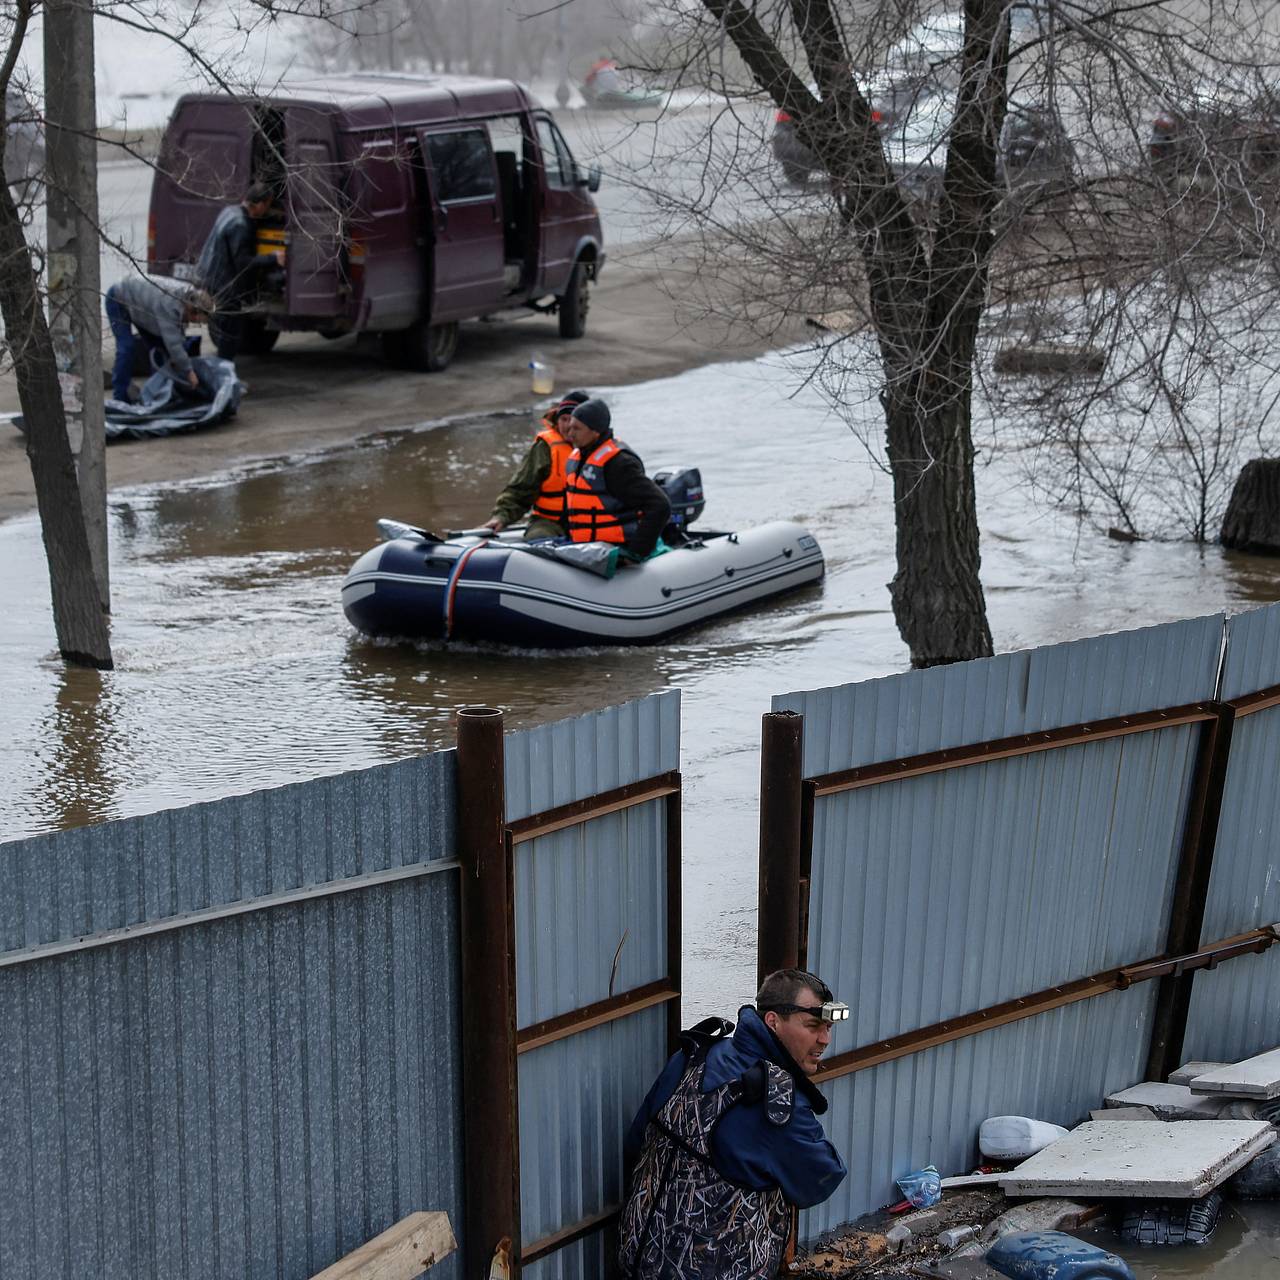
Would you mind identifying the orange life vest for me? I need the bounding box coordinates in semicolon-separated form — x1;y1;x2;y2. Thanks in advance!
531;419;572;523
565;438;639;544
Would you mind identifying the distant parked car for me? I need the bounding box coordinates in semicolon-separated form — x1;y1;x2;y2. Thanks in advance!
772;92;1073;197
1148;81;1280;182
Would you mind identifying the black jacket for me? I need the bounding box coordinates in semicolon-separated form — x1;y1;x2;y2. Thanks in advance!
587;431;671;557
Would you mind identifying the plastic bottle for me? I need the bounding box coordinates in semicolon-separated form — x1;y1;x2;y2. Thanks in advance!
529;354;554;395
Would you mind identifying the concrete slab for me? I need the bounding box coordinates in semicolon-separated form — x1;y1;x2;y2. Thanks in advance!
1170;1061;1230;1086
1090;1107;1159;1122
998;1121;1275;1198
1188;1047;1280;1099
1104;1082;1227;1119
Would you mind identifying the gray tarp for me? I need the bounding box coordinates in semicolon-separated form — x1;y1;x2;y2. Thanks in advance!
103;356;244;440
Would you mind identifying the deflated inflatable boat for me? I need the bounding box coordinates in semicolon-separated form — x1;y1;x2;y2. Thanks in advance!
341;520;824;647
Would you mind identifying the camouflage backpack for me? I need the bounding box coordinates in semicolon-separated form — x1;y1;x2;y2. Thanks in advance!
619;1019;793;1279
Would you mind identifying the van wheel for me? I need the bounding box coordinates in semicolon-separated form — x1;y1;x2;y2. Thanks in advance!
558;262;589;339
242;319;280;355
398;320;458;372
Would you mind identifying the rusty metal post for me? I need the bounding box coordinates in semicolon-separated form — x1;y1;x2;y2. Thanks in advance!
457;706;520;1278
1146;703;1236;1081
757;711;805;986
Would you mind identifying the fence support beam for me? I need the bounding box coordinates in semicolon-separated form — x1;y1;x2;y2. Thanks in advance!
457;706;519;1278
757;711;805;985
1146;703;1237;1081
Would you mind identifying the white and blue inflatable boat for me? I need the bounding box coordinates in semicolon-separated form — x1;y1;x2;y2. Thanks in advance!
341;519;824;647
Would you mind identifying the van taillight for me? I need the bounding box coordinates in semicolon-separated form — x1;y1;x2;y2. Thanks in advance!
871;109;883;125
146;214;156;270
776;110;792;124
1153;113;1176;132
348;235;366;288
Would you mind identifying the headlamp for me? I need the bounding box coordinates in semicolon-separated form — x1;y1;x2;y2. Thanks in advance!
759;1000;850;1024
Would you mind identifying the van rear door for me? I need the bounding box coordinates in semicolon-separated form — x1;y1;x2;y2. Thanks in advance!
416;125;506;321
285;107;344;318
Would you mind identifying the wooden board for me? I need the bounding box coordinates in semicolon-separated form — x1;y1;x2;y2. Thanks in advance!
309;1212;456;1280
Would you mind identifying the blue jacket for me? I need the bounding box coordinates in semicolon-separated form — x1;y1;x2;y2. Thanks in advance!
625;1006;847;1209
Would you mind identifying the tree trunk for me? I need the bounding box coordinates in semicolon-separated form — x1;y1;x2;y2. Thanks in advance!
883;382;993;667
0;170;113;668
45;0;109;613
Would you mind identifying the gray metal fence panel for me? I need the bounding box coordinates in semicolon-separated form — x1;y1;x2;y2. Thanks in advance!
514;804;669;1027
504;693;680;1272
518;1007;670;1274
772;614;1225;775
503;691;679;823
0;871;463;1280
775;617;1226;1238
0;750;463;1280
0;752;458;953
802;985;1158;1241
809;726;1200;1046
1183;603;1280;1061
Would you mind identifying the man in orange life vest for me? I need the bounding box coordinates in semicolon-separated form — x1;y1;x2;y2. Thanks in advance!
561;398;671;560
483;389;590;539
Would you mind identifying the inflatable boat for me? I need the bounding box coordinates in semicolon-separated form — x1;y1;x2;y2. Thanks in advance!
341;519;824;647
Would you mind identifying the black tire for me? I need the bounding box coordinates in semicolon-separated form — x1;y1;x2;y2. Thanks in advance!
558;261;590;339
398;320;459;372
242;318;280;355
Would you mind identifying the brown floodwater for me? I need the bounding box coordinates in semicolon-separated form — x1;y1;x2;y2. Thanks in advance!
5;352;1280;1024
1081;1201;1280;1279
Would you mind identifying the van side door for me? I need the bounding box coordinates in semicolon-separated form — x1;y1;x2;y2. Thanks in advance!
416;126;506;321
284;108;345;318
533;115;594;294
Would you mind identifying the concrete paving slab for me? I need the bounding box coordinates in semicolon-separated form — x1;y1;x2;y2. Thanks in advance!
1091;1107;1159;1122
998;1121;1275;1198
1188;1047;1280;1099
1170;1061;1230;1086
1104;1082;1227;1119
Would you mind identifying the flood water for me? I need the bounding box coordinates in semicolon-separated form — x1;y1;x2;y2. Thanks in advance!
1082;1202;1280;1279
5;349;1280;1022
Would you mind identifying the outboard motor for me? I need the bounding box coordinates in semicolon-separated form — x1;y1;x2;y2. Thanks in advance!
652;465;705;541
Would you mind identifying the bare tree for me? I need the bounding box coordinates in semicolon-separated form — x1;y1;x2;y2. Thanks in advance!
608;0;1280;665
0;0;368;668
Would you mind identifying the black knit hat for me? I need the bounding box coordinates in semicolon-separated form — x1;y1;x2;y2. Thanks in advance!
553;388;591;415
570;398;611;434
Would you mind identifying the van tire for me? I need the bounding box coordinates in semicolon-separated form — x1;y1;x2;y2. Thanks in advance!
558;262;589;339
400;321;458;372
242;319;280;355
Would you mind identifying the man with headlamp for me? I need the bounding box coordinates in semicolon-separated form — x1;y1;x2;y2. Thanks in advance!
620;968;849;1278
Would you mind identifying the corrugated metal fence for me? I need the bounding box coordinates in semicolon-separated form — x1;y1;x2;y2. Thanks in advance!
0;689;682;1280
0;751;465;1280
765;607;1280;1241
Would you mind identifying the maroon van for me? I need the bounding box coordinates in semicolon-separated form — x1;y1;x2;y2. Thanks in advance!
147;73;604;371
